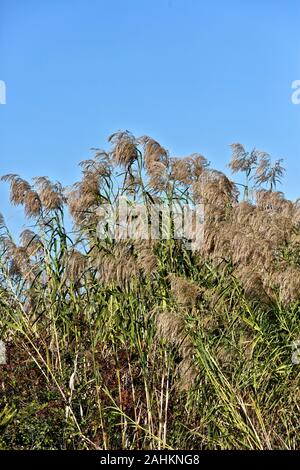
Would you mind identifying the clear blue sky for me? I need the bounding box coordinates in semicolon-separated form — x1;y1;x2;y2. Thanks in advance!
1;0;300;235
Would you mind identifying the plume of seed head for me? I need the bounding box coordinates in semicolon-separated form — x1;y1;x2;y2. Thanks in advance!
109;131;139;168
64;249;87;284
170;157;193;185
155;307;198;390
147;161;169;192
170;153;208;185
169;274;201;308
20;229;42;257
229;144;251;173
33;177;65;211
91;242;137;287
23;190;42;218
67;152;111;228
1;174;41;218
136;242;158;275
138;136;170;191
274;267;300;304
139;136;169;171
1;236;36;281
1;174;31;205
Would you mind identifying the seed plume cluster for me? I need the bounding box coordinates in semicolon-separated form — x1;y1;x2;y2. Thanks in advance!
0;131;299;450
1;134;298;316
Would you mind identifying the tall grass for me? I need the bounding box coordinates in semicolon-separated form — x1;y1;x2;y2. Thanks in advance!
0;131;299;449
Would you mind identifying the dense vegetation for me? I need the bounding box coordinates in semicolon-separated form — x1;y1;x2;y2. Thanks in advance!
0;131;300;449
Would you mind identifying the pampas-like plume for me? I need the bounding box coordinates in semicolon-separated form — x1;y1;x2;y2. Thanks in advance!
254;153;270;183
155;307;198;389
169;274;201;308
190;153;210;179
139;136;169;171
199;178;300;305
64;249;87;284
155;308;185;346
274;267;300;304
170;157;192;185
67;188;98;226
91;242;138;287
193;170;238;229
33;177;65;211
170;154;208;185
1;174;31;205
1;174;41;218
228;144;264;174
255;190;293;215
67;151;112;227
1;236;36;281
234;265;270;302
255;157;285;190
23;190;42;218
147;161;169;192
193;170;238;205
136;241;158;275
138;136;170;191
20;229;42;257
109;131;139;168
81;149;111;176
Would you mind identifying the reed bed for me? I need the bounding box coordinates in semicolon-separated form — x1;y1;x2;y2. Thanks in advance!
0;132;299;449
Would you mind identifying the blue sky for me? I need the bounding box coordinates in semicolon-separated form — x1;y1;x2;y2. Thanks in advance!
0;0;300;235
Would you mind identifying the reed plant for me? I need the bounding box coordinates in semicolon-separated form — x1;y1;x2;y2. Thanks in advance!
0;132;299;449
